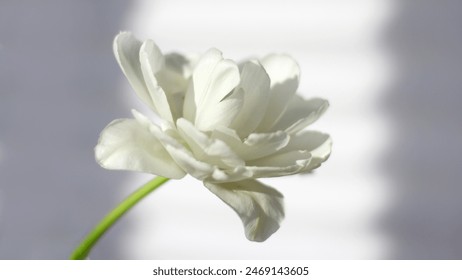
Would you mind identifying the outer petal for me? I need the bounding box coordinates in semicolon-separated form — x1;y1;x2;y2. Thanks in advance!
230;61;271;137
204;179;284;242
279;130;332;172
271;95;329;134
139;40;174;123
257;54;300;132
95;117;186;179
113;32;156;111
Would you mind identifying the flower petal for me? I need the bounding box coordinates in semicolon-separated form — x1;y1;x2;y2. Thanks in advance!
155;121;251;183
113;32;155;111
230;61;271;137
156;53;199;120
195;88;244;132
257;54;300;132
246;150;311;178
95;116;186;179
212;127;290;161
241;132;290;160
249;150;310;167
176;118;244;168
204;179;284;242
143;118;217;180
157;53;198;95
139;40;174;123
279;130;332;172
185;48;241;131
272;95;329;134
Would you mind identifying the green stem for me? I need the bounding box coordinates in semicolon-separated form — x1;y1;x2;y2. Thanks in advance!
70;176;170;260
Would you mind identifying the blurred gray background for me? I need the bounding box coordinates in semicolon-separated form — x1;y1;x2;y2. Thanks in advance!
382;0;462;258
0;0;131;259
0;0;461;259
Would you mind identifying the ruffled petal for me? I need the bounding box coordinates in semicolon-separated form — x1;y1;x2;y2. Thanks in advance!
156;53;199;120
176;118;244;168
113;32;155;111
230;61;271;137
249;150;310;167
161;144;216;180
142;117;215;180
204;166;253;183
139;40;174;123
95;116;186;179
195;88;243;132
245;150;311;178
157;53;198;95
257;54;300;132
279;130;332;172
212;127;290;161
204;179;284;242
271;95;329;134
185;48;242;131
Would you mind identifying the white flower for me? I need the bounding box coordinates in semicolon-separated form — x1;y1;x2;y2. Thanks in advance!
95;32;332;242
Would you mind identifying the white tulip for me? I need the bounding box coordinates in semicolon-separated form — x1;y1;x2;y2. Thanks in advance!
95;32;332;242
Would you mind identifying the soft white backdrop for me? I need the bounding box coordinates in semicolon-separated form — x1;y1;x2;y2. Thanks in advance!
1;0;462;259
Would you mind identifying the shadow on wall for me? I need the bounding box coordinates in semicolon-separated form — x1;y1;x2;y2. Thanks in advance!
0;1;132;259
382;0;462;259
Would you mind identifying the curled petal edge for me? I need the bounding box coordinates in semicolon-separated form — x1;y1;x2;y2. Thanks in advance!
204;179;284;242
95;116;186;179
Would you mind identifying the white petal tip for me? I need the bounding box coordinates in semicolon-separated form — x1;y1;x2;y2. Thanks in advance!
204;180;284;242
